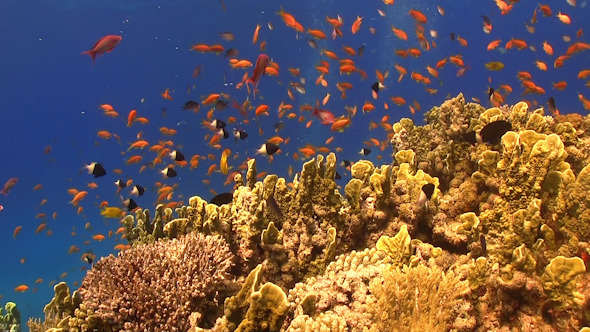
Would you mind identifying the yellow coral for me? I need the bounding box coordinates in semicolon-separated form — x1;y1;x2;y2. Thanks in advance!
368;264;473;332
542;256;586;309
376;225;412;267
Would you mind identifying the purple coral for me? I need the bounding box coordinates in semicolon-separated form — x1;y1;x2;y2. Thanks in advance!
77;233;234;331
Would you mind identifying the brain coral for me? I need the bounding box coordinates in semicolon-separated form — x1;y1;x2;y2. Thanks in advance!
74;233;235;331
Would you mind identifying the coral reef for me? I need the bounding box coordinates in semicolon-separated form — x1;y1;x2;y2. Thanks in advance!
32;95;590;331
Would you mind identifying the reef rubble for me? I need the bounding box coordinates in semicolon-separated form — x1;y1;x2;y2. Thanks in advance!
27;94;590;331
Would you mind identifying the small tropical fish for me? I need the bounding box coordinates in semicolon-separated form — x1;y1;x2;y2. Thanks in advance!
1;178;18;196
351;16;362;34
169;150;185;162
557;12;571;24
312;107;336;125
480;234;487;256
131;185;145;197
547;97;558;115
82;253;95;265
409;9;427;23
485;61;504;71
273;121;285;132
233;128;248;141
218;31;234;41
160;167;177;178
69;191;88;206
85;162;106;178
465;120;512;144
359;148;371;156
266;196;284;219
14;284;28;293
245;54;270;99
416;183;435;209
101;206;125;219
126;109;137;127
92;234;106;242
481;15;492;33
256;143;280;155
13;225;22;238
210;192;233;205
123;198;137;211
220;149;230;175
82;35;122;63
371;81;385;99
114;179;127;189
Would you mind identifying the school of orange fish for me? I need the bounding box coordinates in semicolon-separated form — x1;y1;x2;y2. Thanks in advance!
2;0;590;296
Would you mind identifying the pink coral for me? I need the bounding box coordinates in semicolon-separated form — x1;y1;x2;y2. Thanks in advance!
78;233;234;331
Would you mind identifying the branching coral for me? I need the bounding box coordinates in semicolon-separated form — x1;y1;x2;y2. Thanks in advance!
368;264;473;332
71;233;235;331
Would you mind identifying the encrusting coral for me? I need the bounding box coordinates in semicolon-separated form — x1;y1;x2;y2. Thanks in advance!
31;95;590;331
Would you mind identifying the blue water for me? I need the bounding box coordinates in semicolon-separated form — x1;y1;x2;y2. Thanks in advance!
0;0;588;326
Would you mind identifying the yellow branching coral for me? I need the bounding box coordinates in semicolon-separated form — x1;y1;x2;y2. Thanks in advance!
368;264;473;332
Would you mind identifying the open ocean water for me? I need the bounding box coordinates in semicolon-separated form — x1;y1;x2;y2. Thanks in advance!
0;0;589;329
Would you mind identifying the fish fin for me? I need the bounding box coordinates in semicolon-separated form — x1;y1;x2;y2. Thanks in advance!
82;50;96;63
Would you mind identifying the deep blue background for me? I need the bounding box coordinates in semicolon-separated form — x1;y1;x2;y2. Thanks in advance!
0;0;588;325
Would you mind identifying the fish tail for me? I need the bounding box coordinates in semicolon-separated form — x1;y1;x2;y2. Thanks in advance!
245;78;257;99
82;50;96;63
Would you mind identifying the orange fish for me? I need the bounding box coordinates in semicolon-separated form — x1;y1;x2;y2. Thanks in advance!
161;88;173;100
126;155;143;164
13;226;22;238
191;44;211;52
578;69;590;80
409;9;427;24
97;130;112;139
126;109;137;127
69;191;88;206
35;222;47;234
495;0;513;15
209;44;224;53
245;54;270;99
82;35;122;63
14;284;28;293
308;28;326;39
128;140;149;150
557;12;572;24
542;41;554;55
579;94;590;111
487;40;501;51
253;24;261;44
392;27;408;40
535;61;548;71
114;244;131;251
203;93;221;105
93;234;106;242
351;16;362;34
331;117;351;132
